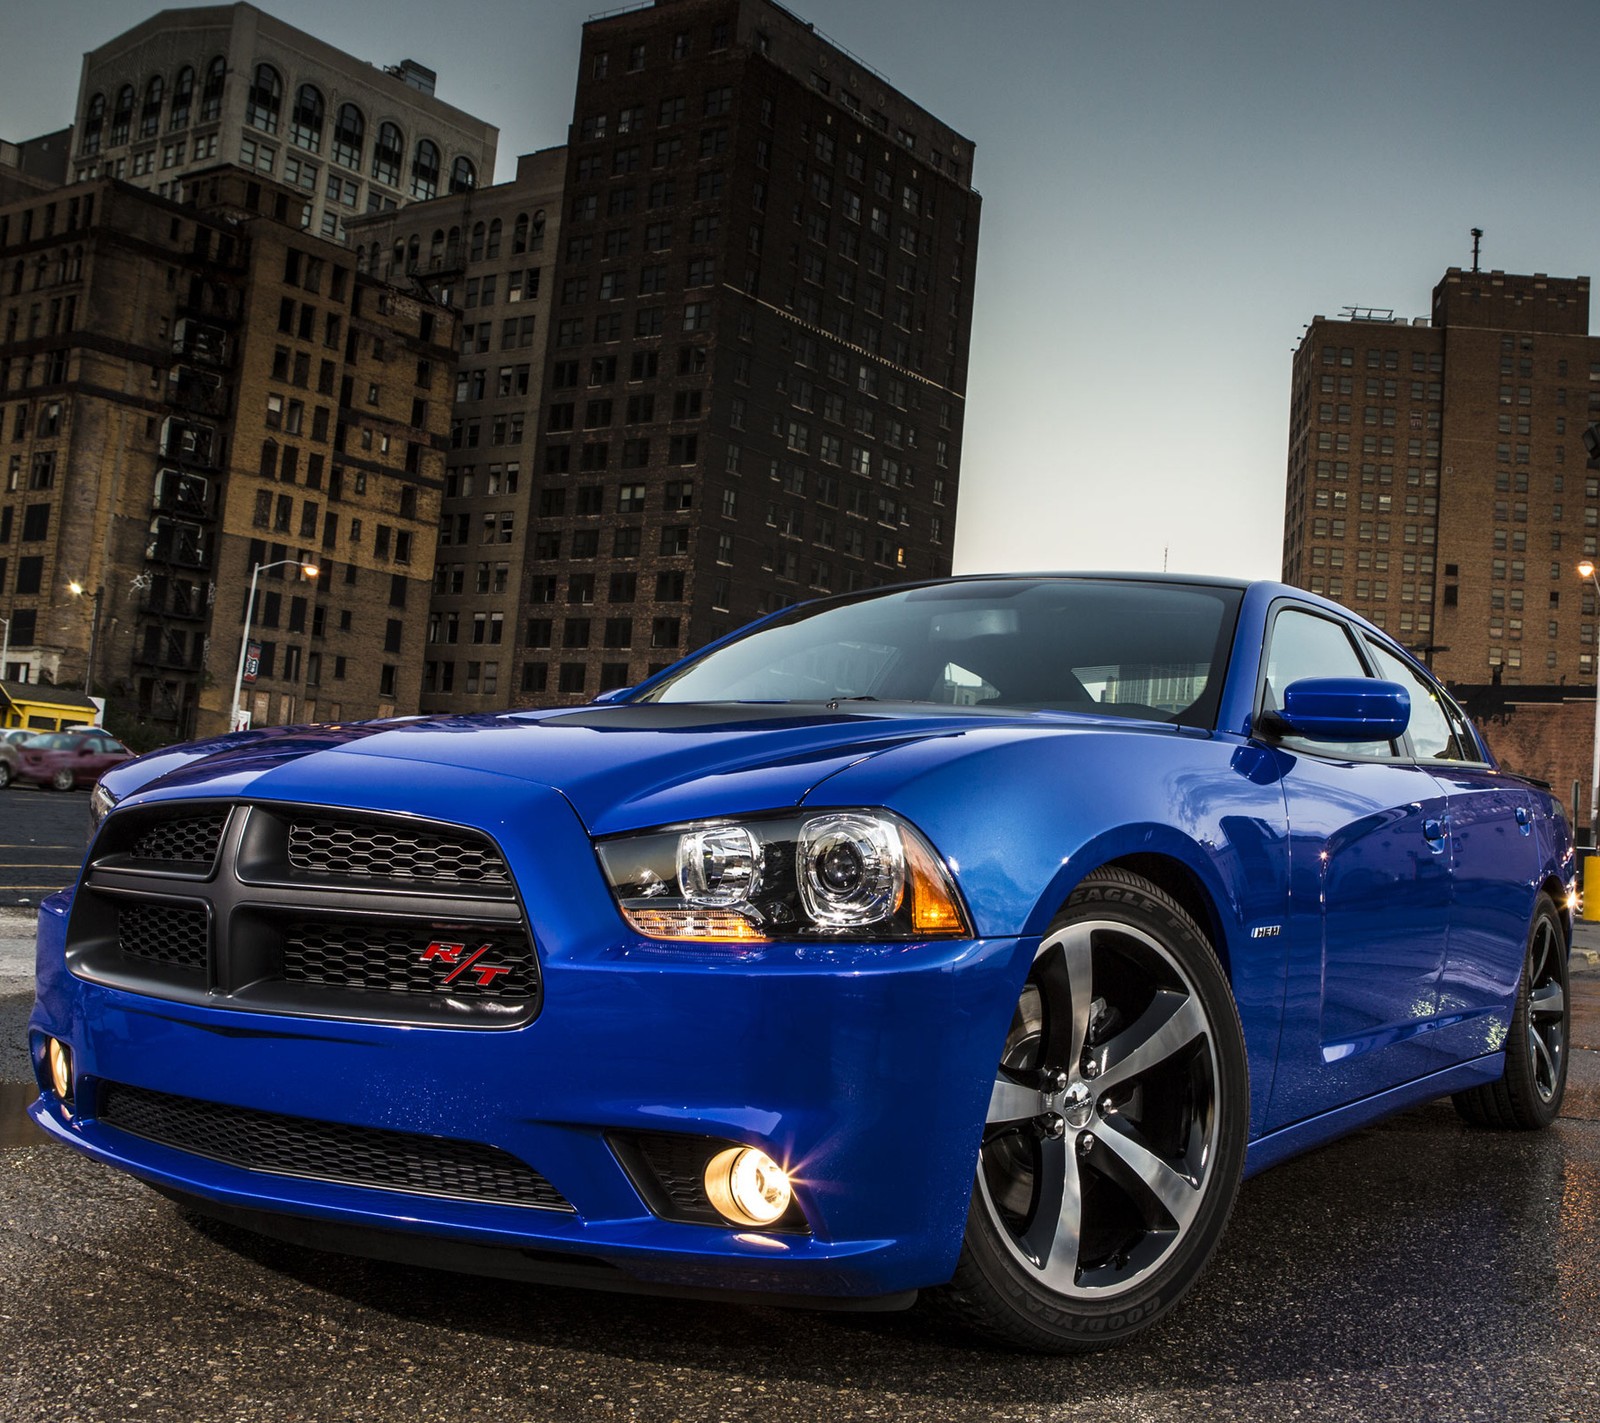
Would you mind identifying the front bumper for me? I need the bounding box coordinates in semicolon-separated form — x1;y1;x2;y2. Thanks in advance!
29;885;1029;1301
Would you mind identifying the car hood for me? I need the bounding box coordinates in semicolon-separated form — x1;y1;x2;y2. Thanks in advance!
103;702;1173;837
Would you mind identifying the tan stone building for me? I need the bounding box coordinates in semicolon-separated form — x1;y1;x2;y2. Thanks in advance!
346;148;566;716
69;3;498;247
1284;266;1600;831
0;166;456;741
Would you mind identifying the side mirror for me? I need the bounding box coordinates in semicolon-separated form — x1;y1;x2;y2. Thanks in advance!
1266;677;1410;742
591;686;634;705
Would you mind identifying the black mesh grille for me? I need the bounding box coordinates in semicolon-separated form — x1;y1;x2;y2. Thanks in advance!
280;921;536;999
118;902;208;970
287;818;510;885
129;812;227;866
634;1133;723;1219
99;1083;570;1210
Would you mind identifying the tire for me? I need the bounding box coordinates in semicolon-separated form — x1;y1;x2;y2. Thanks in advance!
934;867;1248;1352
1452;895;1569;1130
50;767;75;792
0;762;10;789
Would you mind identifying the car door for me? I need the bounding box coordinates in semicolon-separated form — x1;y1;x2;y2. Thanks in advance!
1258;604;1456;1130
1363;638;1539;1040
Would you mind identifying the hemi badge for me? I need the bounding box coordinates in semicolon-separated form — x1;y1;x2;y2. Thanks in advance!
1250;924;1282;939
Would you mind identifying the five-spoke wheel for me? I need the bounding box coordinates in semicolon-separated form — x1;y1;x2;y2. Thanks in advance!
938;868;1247;1351
1454;893;1569;1130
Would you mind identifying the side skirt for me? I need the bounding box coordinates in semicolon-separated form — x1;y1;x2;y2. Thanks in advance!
1244;1054;1503;1178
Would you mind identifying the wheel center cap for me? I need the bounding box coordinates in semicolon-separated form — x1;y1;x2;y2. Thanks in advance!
1062;1080;1094;1129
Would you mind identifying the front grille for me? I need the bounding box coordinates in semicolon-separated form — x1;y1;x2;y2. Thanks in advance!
130;812;227;867
100;1083;571;1211
287;817;510;886
118;902;208;970
68;801;540;1027
281;920;536;999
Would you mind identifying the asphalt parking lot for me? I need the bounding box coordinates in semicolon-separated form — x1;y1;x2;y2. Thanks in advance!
2;896;1598;1420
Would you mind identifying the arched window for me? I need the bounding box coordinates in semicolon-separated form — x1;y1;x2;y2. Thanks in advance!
290;83;324;152
410;138;440;200
429;228;445;264
110;85;135;147
199;56;225;122
81;93;106;156
530;208;547;250
450;155;476;193
405;234;420;271
246;63;281;133
332;102;364;169
170;67;194;129
511;211;528;254
486;217;502;259
446;226;462;264
391;239;406;275
373;121;403;186
140;75;164;139
469;221;486;262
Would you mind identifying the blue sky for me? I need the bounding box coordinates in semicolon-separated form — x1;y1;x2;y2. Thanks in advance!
3;0;1598;580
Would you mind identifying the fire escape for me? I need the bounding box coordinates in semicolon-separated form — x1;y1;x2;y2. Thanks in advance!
133;257;239;738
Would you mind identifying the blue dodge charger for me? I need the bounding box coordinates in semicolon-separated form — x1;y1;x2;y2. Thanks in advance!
25;575;1575;1350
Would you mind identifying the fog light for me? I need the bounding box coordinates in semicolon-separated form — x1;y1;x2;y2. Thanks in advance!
704;1146;792;1227
47;1038;72;1101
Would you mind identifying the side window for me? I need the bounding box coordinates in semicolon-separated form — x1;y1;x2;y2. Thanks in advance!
1260;606;1392;758
1364;640;1480;763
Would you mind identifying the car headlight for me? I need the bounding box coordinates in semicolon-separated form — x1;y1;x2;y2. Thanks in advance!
87;781;119;844
596;810;970;942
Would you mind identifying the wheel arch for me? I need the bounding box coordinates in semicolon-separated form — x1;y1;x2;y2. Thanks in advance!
1028;827;1241;983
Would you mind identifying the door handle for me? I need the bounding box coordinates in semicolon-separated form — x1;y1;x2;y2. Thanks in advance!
1423;817;1447;853
1515;806;1531;835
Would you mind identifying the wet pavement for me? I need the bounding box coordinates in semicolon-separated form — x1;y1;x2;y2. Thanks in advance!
1;917;1597;1421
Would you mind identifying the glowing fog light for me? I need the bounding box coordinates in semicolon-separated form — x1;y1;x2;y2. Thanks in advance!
47;1038;72;1101
704;1146;792;1227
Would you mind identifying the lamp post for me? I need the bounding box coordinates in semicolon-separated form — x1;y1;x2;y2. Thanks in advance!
1579;559;1600;848
229;558;318;732
67;581;104;700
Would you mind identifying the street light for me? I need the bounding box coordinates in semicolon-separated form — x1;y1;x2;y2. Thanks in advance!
67;581;104;700
1580;559;1600;848
229;558;318;732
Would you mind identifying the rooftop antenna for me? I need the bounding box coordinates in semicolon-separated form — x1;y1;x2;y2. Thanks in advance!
1471;227;1483;273
1163;545;1169;572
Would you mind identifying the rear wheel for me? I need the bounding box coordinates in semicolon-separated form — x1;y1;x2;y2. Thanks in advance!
1452;895;1568;1130
935;868;1248;1352
50;767;75;792
0;762;10;789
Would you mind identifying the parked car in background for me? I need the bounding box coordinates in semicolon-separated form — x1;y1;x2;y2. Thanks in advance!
0;734;20;788
25;575;1577;1351
13;729;133;791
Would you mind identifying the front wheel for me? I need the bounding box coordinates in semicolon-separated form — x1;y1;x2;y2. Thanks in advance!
0;762;10;789
935;868;1248;1352
1452;894;1569;1129
50;767;75;792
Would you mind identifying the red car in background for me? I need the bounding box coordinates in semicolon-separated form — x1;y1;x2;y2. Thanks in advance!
12;730;133;791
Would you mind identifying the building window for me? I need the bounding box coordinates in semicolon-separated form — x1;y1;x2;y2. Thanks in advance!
373;122;404;187
247;64;282;133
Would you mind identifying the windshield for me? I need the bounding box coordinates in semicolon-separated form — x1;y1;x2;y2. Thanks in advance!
640;578;1243;726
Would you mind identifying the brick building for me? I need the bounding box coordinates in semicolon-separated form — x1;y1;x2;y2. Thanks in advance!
69;2;498;247
1284;265;1600;831
0;167;456;740
346;148;566;715
513;0;982;703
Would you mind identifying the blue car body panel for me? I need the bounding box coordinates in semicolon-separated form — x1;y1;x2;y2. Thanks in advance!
25;576;1575;1303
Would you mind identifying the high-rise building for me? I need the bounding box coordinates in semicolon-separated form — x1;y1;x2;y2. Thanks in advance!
1283;265;1600;828
69;3;498;245
1285;268;1598;679
346;148;567;715
510;0;982;703
0;167;456;739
